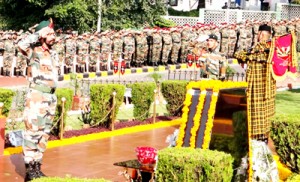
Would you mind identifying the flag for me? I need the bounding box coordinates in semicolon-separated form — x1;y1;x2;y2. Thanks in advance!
270;33;298;81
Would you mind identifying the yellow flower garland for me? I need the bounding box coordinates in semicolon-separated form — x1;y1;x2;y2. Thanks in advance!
176;92;192;147
3;119;182;156
177;80;248;149
190;90;207;148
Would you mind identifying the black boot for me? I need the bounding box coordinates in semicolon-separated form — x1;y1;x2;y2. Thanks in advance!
34;161;47;177
24;162;38;182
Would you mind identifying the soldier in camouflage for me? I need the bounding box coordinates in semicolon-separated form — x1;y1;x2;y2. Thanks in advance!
65;34;77;73
220;23;229;57
112;31;123;63
151;29;162;66
14;31;27;77
135;30;148;66
89;34;100;72
3;31;16;76
295;18;300;52
18;19;58;181
180;24;191;63
52;35;65;75
100;30;112;70
227;24;238;57
123;31;135;68
76;34;89;72
202;34;226;79
170;27;181;64
161;29;172;65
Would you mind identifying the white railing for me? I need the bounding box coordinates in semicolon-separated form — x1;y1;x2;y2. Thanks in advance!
277;3;300;20
164;3;300;26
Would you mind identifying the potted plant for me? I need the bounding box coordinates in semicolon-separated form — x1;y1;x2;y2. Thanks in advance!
70;73;81;110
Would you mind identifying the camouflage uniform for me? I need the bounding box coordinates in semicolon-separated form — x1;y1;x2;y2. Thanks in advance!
203;49;226;79
18;32;58;165
135;31;148;66
15;37;27;76
296;22;300;52
228;25;237;57
100;32;112;70
65;35;77;73
112;32;123;61
237;24;252;51
3;33;16;76
89;36;100;72
170;29;181;64
52;38;65;75
76;36;89;72
161;30;172;65
152;31;162;65
123;32;135;67
180;27;191;63
220;26;229;56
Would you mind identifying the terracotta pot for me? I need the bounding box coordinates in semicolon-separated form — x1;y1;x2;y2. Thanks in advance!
0;117;6;156
72;95;81;111
82;124;90;129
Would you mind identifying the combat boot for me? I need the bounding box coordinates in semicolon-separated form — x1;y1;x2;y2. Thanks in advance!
34;161;47;177
24;162;38;182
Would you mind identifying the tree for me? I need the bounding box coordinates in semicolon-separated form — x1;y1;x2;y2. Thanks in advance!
0;0;166;32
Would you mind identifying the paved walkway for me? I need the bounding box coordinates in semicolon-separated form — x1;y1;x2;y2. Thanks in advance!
0;126;178;182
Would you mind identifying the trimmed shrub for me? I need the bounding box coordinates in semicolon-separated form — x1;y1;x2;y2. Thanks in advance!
154;16;176;28
270;114;300;173
128;82;156;121
231;111;248;166
161;80;188;116
156;147;234;182
52;88;74;136
90;84;125;126
286;174;300;182
0;88;15;117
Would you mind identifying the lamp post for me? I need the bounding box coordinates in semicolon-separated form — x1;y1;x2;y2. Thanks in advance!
97;0;102;32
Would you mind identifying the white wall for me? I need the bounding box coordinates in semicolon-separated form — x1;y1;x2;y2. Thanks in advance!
171;0;291;11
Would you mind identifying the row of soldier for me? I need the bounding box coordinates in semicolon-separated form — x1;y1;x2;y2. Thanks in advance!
1;18;300;76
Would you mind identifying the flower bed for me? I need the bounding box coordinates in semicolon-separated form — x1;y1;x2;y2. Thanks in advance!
3;116;181;156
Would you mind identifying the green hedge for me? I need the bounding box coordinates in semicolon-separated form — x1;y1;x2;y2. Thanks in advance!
154;16;176;28
156;147;234;182
90;84;125;126
52;88;74;136
168;8;199;17
286;174;300;182
161;80;188;116
31;177;110;182
0;88;15;117
270;114;300;173
231;111;248;166
128;82;156;121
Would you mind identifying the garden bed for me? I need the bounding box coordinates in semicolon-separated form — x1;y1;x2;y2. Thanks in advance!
4;116;179;148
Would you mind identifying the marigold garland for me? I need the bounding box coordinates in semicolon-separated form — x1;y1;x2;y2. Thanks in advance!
177;80;248;149
190;90;206;148
3;119;182;156
176;92;192;147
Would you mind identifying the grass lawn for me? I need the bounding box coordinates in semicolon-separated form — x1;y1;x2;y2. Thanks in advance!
275;88;300;115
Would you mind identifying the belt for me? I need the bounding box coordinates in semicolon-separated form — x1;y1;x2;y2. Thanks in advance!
30;84;56;94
